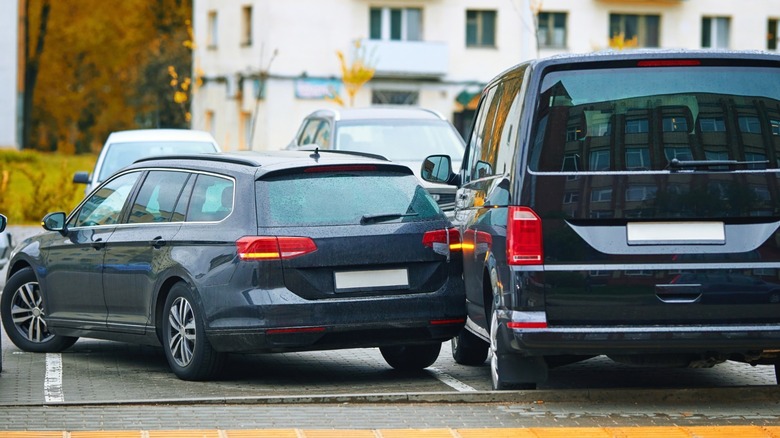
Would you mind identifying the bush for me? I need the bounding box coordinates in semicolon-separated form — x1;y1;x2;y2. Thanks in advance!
0;150;96;224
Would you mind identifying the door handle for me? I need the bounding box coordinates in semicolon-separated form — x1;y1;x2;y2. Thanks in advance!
151;237;167;249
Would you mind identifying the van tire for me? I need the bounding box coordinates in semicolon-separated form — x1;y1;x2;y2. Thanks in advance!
452;328;489;365
489;310;541;390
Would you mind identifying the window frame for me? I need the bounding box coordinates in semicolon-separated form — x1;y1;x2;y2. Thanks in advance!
466;10;497;48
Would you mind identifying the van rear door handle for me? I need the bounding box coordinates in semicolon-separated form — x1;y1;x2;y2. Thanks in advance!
655;284;702;303
151;237;167;249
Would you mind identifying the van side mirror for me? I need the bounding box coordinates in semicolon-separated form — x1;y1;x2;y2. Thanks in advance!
421;155;458;186
42;212;67;234
73;171;91;184
0;214;6;232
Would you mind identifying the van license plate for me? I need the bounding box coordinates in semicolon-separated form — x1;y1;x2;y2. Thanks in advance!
627;222;725;245
334;269;409;292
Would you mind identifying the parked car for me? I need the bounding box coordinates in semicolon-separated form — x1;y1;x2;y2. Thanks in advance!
421;49;780;389
73;129;220;195
0;215;10;271
0;213;6;373
288;106;466;213
2;151;465;380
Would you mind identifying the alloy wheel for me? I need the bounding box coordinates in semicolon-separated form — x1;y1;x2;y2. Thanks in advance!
9;281;54;344
168;296;197;367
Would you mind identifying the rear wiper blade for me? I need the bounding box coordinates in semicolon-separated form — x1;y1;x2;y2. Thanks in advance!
669;158;769;170
360;212;418;225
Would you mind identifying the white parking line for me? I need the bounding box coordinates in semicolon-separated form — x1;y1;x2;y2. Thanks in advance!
44;353;64;403
427;366;477;392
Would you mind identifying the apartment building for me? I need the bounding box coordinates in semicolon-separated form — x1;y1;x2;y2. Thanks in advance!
0;0;19;149
192;0;780;151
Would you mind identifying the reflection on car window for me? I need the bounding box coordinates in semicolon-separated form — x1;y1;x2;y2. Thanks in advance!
261;172;442;227
335;120;465;160
98;141;217;182
186;174;234;222
74;172;141;227
128;171;190;224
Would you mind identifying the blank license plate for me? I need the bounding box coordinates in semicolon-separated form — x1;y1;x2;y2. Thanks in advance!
334;269;409;292
627;221;725;245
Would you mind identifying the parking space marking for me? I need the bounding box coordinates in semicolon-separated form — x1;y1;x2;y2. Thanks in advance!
427;367;477;392
44;353;64;403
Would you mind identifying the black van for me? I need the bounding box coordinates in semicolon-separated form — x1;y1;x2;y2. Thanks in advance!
421;50;780;389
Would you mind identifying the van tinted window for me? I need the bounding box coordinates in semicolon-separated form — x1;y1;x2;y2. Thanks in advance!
529;66;780;173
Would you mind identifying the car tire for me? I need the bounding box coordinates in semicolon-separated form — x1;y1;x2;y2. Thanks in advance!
162;282;225;381
0;267;78;353
490;310;535;390
380;343;442;371
451;327;489;365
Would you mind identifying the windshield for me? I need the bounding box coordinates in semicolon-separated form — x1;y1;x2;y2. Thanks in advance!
333;120;465;161
97;141;217;181
259;171;443;227
529;66;780;172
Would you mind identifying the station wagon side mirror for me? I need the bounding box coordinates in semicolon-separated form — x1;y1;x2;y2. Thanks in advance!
421;155;459;186
42;212;67;234
73;171;91;184
0;213;6;232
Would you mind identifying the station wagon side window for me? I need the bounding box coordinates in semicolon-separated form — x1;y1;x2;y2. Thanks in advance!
127;171;191;224
186;174;235;222
73;171;141;227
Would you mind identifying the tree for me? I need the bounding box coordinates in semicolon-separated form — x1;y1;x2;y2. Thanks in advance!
330;41;376;107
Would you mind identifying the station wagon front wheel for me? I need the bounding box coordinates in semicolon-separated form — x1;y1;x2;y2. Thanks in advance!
162;282;224;381
0;267;78;353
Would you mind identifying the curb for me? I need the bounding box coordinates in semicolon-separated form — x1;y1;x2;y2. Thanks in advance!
2;385;778;407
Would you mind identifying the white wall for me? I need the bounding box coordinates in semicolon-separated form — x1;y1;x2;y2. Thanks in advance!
0;0;19;149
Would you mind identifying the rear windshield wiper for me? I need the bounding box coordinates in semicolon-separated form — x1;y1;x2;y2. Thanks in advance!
668;158;769;170
360;212;418;225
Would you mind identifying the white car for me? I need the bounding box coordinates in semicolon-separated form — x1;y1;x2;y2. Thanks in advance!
74;129;221;195
0;214;10;271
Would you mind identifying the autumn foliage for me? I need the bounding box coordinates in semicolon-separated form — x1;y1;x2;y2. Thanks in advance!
24;0;194;153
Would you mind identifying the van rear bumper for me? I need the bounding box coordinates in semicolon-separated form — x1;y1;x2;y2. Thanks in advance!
498;316;780;356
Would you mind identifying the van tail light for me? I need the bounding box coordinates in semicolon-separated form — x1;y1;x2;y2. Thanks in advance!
506;207;543;265
236;236;317;260
423;228;462;255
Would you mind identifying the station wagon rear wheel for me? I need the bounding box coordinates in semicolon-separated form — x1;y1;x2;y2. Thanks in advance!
380;343;442;370
162;282;224;381
0;267;78;352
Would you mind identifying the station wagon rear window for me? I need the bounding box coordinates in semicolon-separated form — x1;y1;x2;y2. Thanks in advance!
259;171;443;227
528;65;780;173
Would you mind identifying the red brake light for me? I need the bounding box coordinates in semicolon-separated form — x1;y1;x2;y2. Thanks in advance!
236;236;317;260
637;60;701;67
506;207;543;265
423;228;462;252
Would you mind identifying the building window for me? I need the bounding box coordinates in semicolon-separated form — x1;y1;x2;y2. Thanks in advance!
240;112;253;150
770;19;779;50
738;116;761;134
702;17;730;49
591;188;612;203
664;146;693;162
625;118;648;134
589;150;610;171
663;116;688;132
609;14;659;47
207;11;218;49
369;7;422;41
371;90;419;105
537;12;566;48
563;191;579;204
625;148;649;170
771;119;780;135
241;6;252;47
466;10;496;47
699;117;726;132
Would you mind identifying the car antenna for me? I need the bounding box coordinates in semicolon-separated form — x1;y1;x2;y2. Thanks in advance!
310;147;320;161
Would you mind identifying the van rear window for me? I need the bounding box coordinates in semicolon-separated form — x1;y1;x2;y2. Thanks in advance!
528;66;780;173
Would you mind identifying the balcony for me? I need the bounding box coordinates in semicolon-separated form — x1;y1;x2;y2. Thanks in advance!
359;39;448;79
597;0;685;4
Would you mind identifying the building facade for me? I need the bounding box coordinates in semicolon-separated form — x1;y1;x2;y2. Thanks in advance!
0;0;19;149
192;0;780;152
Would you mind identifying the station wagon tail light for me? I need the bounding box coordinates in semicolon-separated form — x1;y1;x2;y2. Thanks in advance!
236;236;317;260
423;228;462;255
506;207;543;265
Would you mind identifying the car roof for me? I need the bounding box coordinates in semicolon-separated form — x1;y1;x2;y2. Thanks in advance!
105;129;219;145
128;150;413;178
304;106;447;122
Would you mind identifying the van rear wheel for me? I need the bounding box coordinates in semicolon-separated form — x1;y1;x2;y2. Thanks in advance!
452;327;489;365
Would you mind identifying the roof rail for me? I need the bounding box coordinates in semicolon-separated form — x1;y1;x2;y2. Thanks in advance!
133;153;260;167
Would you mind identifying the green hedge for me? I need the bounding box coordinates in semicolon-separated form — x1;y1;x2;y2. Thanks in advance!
0;150;97;224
